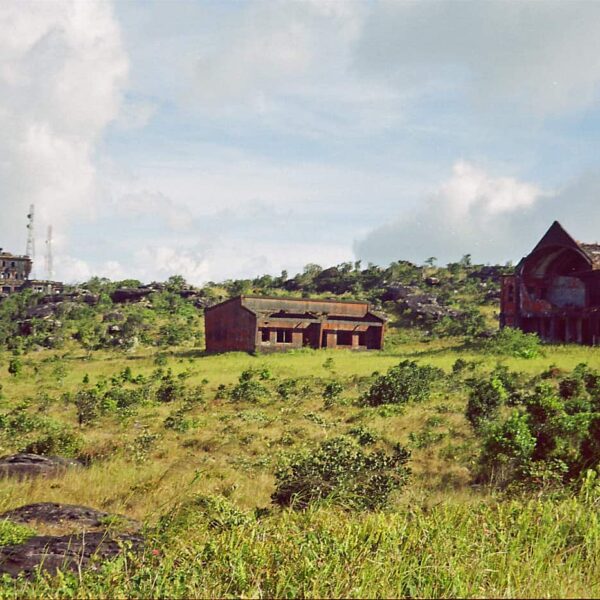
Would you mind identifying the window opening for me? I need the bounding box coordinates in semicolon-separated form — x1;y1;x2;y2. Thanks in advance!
337;331;353;345
277;329;292;343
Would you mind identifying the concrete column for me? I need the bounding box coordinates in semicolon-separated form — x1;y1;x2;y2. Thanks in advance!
317;322;324;349
577;318;583;344
326;331;336;348
351;332;359;348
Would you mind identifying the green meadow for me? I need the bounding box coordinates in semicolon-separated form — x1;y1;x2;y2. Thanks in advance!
0;333;599;597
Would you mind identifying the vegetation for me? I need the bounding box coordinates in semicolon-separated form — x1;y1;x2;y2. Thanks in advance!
0;260;598;596
272;436;411;510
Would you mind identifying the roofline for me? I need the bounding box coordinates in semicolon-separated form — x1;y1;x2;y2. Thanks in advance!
516;221;594;274
0;253;31;260
204;294;373;313
240;294;370;306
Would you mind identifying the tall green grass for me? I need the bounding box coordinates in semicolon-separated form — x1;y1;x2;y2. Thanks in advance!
2;492;599;598
1;342;600;597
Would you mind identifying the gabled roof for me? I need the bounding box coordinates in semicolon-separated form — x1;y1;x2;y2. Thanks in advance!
530;221;582;255
522;221;600;272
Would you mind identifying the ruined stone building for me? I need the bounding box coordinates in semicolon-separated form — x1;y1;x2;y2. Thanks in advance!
501;221;600;344
205;296;385;353
0;250;32;294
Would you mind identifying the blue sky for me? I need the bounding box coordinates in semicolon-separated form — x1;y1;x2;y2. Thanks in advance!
2;0;600;283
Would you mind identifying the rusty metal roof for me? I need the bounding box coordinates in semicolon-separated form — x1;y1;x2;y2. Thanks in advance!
206;295;384;323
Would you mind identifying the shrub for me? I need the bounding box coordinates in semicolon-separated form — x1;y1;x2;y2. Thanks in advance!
21;426;83;458
465;375;507;429
361;360;443;407
272;436;411;510
229;370;269;403
127;431;160;463
349;425;378;446
322;380;344;408
475;372;600;488
323;380;343;399
0;521;36;546
478;411;536;485
481;327;542;359
164;407;195;433
156;370;186;403
7;357;22;377
276;378;300;400
159;494;251;536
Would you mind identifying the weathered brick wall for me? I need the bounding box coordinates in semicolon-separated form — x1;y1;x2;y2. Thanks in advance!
205;298;256;353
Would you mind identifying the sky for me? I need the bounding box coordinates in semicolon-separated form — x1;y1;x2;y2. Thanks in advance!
1;0;600;284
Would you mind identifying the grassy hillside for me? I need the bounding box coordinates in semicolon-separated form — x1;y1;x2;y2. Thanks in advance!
0;263;599;596
0;338;599;596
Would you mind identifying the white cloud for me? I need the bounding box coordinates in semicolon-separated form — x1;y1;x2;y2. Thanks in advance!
433;161;542;220
355;1;600;115
355;160;547;265
0;0;128;252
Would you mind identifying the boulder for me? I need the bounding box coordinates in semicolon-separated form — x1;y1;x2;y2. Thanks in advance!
111;288;154;303
0;454;80;480
0;532;143;578
0;503;139;532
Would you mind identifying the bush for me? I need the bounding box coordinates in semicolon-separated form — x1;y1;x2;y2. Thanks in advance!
159;494;251;536
156;370;186;403
475;370;600;488
349;425;378;446
481;327;542;359
361;360;443;407
127;431;160;463
272;436;411;510
322;380;344;408
229;370;269;403
21;426;83;458
465;376;507;429
7;357;22;377
478;412;536;485
0;521;36;546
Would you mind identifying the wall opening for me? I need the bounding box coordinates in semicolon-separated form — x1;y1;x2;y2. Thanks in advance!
337;331;353;346
276;329;292;343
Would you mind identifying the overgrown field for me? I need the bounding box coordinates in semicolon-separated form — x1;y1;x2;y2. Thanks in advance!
0;328;600;597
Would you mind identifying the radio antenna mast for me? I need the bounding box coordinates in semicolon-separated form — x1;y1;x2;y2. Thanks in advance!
26;205;35;279
26;205;35;259
45;225;54;281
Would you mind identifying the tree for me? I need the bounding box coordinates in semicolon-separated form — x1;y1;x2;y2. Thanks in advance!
425;256;438;268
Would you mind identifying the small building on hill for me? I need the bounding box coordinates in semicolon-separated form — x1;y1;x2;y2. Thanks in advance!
501;221;600;344
204;295;385;353
0;250;32;294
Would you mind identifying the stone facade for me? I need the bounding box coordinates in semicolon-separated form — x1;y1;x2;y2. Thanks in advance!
0;250;32;294
501;221;600;344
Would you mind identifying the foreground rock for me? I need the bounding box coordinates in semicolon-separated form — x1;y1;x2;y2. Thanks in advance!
0;503;140;532
0;454;80;480
0;532;144;578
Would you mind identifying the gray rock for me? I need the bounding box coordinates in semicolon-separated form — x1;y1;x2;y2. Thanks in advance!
0;454;80;480
0;532;144;578
0;503;139;532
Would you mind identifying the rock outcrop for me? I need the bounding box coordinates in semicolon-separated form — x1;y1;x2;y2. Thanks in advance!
0;454;80;480
0;503;139;532
0;532;143;578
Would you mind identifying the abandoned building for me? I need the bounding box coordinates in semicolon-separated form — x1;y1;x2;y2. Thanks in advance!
500;221;600;345
0;249;32;294
204;295;385;353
